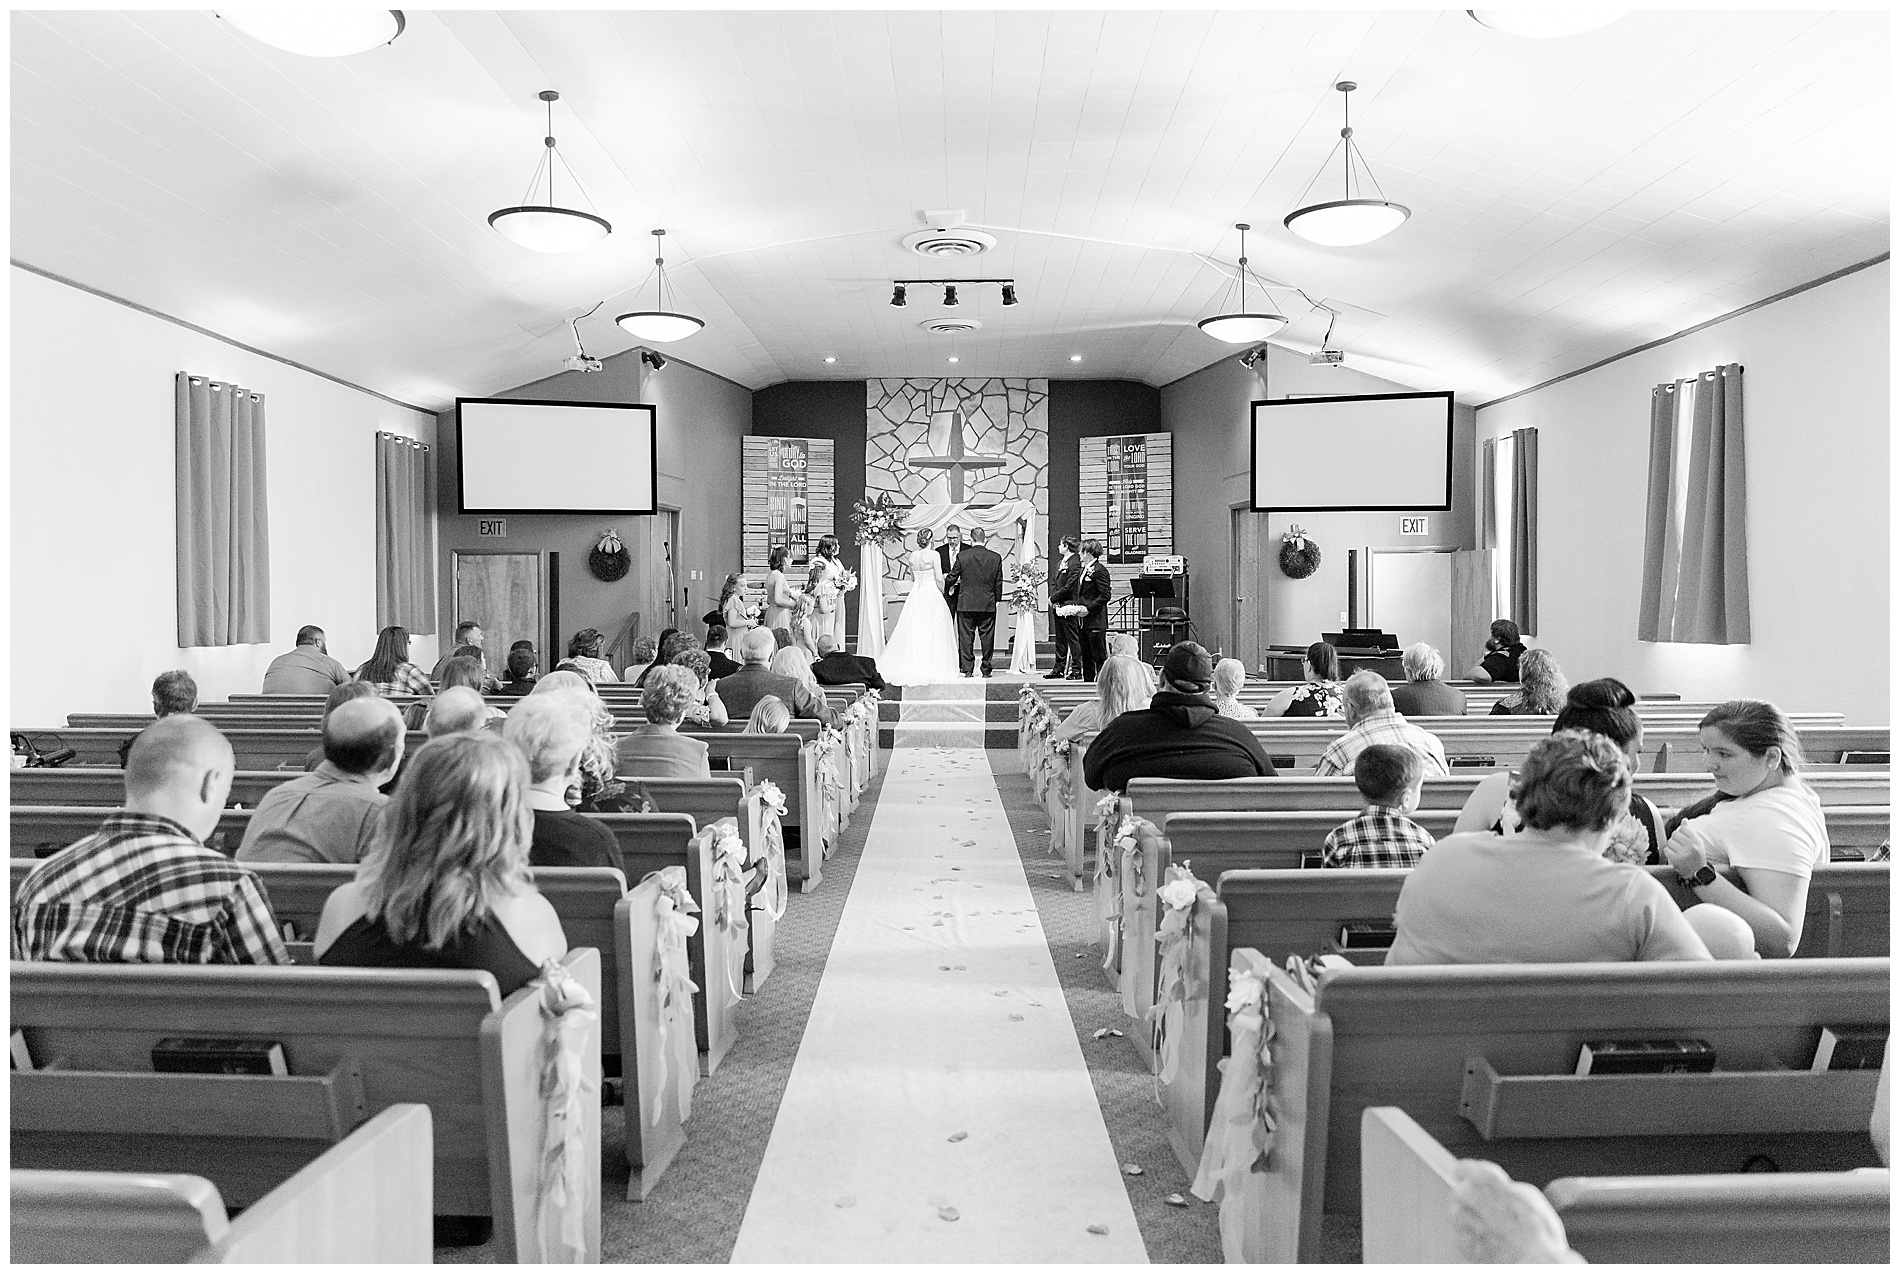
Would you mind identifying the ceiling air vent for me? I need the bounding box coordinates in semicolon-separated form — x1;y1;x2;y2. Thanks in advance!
918;318;983;335
903;227;996;258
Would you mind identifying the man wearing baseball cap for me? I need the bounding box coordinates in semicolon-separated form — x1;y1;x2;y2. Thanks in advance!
1083;641;1274;793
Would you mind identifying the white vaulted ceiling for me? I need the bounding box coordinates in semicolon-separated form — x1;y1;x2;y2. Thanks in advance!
9;9;1889;408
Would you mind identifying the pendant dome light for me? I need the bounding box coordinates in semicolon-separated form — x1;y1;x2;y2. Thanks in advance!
218;9;404;57
1468;10;1628;38
487;90;612;254
1197;223;1288;344
1283;81;1411;248
615;230;706;343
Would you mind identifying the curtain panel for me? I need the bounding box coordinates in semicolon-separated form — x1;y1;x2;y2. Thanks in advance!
1638;364;1749;644
1508;426;1538;635
375;432;436;633
175;373;270;647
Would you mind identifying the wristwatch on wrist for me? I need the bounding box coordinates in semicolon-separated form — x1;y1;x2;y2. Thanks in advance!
1678;863;1718;889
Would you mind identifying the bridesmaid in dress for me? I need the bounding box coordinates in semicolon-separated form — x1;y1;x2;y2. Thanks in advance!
811;533;850;649
718;573;757;636
761;546;802;634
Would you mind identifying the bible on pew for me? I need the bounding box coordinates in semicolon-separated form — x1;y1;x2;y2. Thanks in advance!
1574;1039;1716;1076
152;1037;287;1076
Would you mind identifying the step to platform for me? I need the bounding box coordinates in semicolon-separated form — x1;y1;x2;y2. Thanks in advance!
878;677;1032;749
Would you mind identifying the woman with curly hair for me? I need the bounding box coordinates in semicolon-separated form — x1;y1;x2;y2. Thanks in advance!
615;666;712;780
670;648;729;728
565;628;618;684
1489;648;1567;715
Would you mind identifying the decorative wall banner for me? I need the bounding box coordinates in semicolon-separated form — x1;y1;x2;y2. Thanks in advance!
742;437;834;573
1081;432;1172;565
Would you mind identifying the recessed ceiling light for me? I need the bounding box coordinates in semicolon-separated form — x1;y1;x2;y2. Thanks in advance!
823;356;837;364
947;356;960;363
1069;355;1083;362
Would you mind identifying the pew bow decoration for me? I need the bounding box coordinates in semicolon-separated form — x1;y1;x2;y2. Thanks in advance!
748;780;790;922
1107;816;1158;980
1147;864;1205;1101
649;866;700;1128
535;959;599;1262
589;528;631;582
1278;525;1321;580
1190;958;1279;1257
705;821;751;1006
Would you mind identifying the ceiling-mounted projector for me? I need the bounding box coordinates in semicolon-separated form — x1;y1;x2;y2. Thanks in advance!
1309;347;1345;366
564;354;603;373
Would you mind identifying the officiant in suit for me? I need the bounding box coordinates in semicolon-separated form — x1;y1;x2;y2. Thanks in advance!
935;524;965;603
944;527;1004;679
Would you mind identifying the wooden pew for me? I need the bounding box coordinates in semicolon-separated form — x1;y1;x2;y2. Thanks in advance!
626;777;778;990
1198;954;1888;1262
11;805;254;859
10;952;602;1261
684;732;830;893
15;726;430;771
10;767;295;809
10;1103;434;1263
1358;1106;1891;1264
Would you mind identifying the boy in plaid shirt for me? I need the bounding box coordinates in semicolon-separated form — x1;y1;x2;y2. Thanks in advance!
1321;744;1435;869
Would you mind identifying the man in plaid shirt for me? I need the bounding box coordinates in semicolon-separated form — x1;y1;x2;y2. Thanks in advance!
1315;671;1450;779
1322;743;1436;869
13;715;288;964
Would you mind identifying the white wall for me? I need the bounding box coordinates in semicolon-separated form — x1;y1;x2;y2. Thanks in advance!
1475;261;1889;723
10;267;438;721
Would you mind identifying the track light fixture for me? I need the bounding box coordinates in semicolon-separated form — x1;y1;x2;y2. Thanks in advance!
638;348;667;371
1001;283;1018;306
888;278;1019;310
1238;344;1269;369
890;284;908;307
487;90;612;253
943;285;960;307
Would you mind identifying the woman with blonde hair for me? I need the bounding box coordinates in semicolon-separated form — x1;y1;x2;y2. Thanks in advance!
1053;655;1155;743
1210;658;1259;720
718;572;757;635
503;692;620;869
770;645;821;696
745;695;792;734
315;732;567;996
1490;648;1567;715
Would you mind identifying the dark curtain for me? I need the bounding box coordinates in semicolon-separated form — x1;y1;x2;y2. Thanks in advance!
1508;426;1538;635
375;432;436;633
1638;365;1749;644
176;373;270;647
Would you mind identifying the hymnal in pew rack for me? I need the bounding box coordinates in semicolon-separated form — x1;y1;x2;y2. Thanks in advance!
153;1037;289;1076
1575;1038;1716;1076
1812;1024;1889;1071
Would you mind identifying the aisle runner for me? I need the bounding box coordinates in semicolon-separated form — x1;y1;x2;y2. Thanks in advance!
731;746;1147;1263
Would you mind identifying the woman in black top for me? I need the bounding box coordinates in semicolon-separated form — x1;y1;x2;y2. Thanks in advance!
315;732;567;997
1262;641;1345;718
1469;618;1528;683
502;691;621;870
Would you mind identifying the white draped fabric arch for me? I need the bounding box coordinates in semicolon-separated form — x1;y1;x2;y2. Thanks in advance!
855;498;1039;674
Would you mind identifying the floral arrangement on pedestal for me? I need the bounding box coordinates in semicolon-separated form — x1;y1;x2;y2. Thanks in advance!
1004;557;1047;612
849;492;904;547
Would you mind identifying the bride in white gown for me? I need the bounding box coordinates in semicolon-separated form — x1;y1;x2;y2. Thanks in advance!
878;527;961;685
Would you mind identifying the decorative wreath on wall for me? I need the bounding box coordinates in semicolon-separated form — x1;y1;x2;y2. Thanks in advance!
1279;525;1321;580
589;529;631;582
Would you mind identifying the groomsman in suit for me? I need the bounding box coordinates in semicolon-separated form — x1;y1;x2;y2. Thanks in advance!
1076;538;1112;680
935;524;965;604
944;527;1005;678
1046;535;1082;680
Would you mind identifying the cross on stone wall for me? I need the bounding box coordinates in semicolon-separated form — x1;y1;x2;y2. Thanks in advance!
908;408;1007;504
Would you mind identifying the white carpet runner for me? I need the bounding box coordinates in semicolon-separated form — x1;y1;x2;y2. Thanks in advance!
730;746;1147;1263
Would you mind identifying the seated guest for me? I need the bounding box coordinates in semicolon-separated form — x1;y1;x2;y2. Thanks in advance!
1084;642;1274;793
297;680;379;773
615;666;713;779
744;695;791;734
620;635;659;688
497;646;538;696
632;629;686;687
566;628;619;684
1455;678;1667;865
771;625;795;652
1210;658;1259;719
1054;656;1155;743
424;686;491;739
117;669;199;766
429;620;486;685
1262;641;1344;717
442;642;502;694
354;625;432;696
552;658;596;685
315;733;567;995
770;645;822;698
239;696;404;864
1489;647;1566;715
1468;618;1527;683
703;624;742;680
1322;744;1435;869
718;629;840;725
503;693;619;869
671;649;730;727
811;632;886;690
1389;643;1467;716
262;624;349;694
1386;731;1715;966
1314;671;1450;779
15;716;288;964
1663;700;1829;958
1105;633;1140;660
440;655;506;723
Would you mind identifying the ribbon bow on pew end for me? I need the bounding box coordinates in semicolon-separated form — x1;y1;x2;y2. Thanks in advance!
746;780;790;923
1147;863;1206;1103
649;866;700;1129
1191;959;1280;1258
702;821;751;1006
1105;816;1157;979
535;960;599;1263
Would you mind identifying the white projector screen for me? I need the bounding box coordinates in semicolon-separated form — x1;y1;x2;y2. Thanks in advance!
457;398;657;514
1251;391;1453;512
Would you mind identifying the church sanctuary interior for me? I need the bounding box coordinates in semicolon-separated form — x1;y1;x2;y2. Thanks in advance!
9;7;1894;1266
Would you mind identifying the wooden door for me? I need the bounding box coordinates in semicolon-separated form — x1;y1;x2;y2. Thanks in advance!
452;553;543;676
1233;506;1264;669
1449;549;1495;678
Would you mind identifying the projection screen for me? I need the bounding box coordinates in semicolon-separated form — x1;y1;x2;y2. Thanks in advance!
457;398;658;514
1251;391;1453;511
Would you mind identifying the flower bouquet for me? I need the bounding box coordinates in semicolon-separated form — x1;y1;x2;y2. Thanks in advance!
1004;557;1047;612
849;492;904;547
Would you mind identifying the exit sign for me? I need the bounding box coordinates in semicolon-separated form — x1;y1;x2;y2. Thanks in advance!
1399;517;1429;536
478;519;508;538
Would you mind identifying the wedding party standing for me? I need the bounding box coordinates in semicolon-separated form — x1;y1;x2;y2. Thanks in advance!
809;534;852;649
761;546;801;632
1047;535;1082;680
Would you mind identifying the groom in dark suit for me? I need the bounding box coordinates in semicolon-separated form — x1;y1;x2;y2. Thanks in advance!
944;527;1004;678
